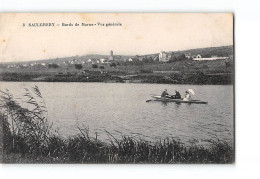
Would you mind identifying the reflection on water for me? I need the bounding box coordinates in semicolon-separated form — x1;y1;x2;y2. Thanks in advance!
160;101;168;107
1;82;234;145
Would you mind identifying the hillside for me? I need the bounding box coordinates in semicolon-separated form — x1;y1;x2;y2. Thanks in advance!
40;54;131;64
1;54;131;65
170;45;233;57
0;45;233;65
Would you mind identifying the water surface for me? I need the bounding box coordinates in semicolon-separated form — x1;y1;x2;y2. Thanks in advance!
1;82;234;145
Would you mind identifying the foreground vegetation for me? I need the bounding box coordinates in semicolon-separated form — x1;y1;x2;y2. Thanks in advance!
0;86;234;164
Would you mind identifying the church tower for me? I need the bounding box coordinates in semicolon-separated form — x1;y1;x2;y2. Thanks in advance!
109;50;114;61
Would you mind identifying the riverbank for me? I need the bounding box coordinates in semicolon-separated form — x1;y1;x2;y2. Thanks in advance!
3;132;234;164
0;71;233;85
0;86;234;163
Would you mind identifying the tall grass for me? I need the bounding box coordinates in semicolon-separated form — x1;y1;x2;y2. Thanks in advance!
0;86;52;156
0;86;234;163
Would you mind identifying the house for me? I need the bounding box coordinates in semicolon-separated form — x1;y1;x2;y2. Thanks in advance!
193;54;229;61
108;59;117;64
153;57;159;61
127;57;140;62
103;59;110;63
7;65;15;68
159;51;168;62
100;58;108;63
185;53;192;59
127;58;133;62
68;60;74;64
196;54;202;58
166;53;172;61
89;59;100;64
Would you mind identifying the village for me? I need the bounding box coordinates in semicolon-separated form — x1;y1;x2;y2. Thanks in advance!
0;46;233;85
2;47;232;69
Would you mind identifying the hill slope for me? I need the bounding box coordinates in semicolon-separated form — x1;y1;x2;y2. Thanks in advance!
170;45;233;57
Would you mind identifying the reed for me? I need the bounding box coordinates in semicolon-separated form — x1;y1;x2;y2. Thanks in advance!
0;87;234;164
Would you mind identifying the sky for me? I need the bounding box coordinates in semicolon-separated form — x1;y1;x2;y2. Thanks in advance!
0;13;233;62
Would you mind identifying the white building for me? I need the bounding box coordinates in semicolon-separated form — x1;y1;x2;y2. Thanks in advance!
193;54;228;61
185;54;192;59
159;51;168;62
195;54;202;58
100;58;106;63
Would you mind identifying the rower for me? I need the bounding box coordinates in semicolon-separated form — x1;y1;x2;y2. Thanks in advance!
174;90;181;99
161;89;169;97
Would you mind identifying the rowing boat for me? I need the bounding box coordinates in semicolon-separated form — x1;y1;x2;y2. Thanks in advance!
147;95;208;104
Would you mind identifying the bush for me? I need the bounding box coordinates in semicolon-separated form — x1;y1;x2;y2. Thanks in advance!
75;64;83;70
99;66;105;69
110;63;116;67
92;64;98;68
48;63;59;68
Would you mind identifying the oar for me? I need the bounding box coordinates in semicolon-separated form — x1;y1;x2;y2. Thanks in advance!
149;94;157;97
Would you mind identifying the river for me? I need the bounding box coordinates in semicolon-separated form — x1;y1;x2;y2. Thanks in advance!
0;82;234;145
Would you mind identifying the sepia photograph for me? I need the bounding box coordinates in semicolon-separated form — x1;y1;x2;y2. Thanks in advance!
0;13;234;164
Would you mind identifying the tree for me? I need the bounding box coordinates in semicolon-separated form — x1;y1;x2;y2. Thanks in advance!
48;63;59;68
75;64;83;70
92;64;98;68
110;63;116;67
176;53;186;61
143;57;153;64
169;53;177;63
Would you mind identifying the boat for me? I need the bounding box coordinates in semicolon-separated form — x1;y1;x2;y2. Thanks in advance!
146;95;208;104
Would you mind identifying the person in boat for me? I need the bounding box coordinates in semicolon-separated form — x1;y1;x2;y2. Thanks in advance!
183;91;192;101
174;90;181;99
161;89;169;98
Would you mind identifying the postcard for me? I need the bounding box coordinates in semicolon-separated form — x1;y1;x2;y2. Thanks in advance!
0;13;234;163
